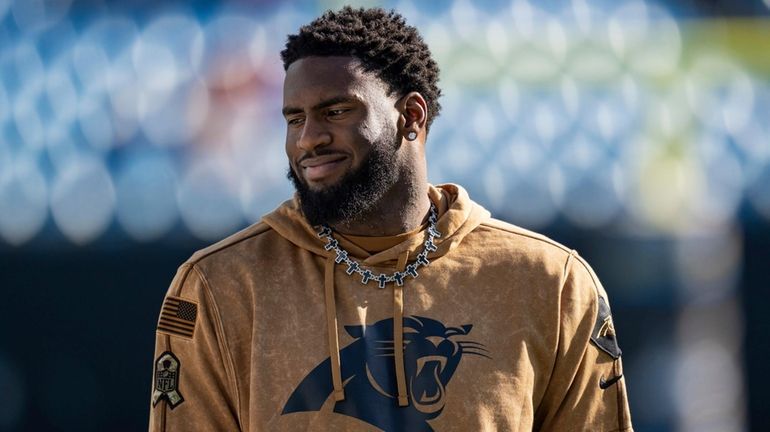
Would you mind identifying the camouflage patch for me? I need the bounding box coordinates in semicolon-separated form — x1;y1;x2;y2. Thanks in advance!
152;351;185;409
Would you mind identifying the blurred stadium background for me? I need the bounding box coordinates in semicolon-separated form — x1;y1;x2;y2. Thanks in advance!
1;0;769;430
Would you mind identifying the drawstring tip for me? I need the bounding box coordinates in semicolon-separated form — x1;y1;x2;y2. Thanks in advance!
398;396;409;407
333;390;346;402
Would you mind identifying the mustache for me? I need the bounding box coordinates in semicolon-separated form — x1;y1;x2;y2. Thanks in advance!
296;148;348;165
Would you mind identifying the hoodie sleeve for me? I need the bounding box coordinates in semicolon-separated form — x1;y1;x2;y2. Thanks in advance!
535;252;633;432
149;263;241;431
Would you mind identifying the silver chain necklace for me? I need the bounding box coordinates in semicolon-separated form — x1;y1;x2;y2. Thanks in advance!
317;204;442;288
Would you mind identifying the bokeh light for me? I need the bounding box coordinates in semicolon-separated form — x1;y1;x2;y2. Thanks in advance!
50;156;115;244
115;151;179;242
0;154;47;245
177;153;244;241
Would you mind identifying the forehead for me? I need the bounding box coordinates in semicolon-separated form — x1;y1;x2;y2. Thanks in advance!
283;56;391;106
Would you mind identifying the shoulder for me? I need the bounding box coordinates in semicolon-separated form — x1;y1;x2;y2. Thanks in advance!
183;222;278;269
478;218;570;250
165;222;288;316
470;217;574;265
187;222;270;264
468;218;606;299
450;218;577;297
472;219;613;322
178;221;289;286
478;218;603;282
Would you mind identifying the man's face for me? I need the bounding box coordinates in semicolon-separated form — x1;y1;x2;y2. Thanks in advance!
282;56;402;226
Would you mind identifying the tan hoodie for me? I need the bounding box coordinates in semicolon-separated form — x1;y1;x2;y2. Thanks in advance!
149;184;633;431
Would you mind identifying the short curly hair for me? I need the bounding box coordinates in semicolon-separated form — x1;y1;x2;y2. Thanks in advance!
281;7;442;130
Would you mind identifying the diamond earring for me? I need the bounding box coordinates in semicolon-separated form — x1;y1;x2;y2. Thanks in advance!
406;131;417;141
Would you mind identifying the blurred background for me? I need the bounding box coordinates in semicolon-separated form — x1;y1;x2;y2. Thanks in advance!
0;0;768;430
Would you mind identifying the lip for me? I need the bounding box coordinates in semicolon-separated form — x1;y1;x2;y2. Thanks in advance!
299;154;349;182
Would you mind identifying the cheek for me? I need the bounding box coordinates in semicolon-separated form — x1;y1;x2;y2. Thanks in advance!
356;111;396;146
355;124;379;145
285;130;299;156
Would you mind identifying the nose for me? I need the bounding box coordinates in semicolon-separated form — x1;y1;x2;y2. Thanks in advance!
296;117;331;153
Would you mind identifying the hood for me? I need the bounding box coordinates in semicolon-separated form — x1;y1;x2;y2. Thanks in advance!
262;183;490;265
262;183;490;408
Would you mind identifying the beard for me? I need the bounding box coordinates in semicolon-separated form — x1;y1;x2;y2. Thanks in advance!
287;137;401;227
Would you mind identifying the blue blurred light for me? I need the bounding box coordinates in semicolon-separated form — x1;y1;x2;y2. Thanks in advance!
50;156;115;244
577;78;641;142
561;162;625;228
45;65;78;125
471;102;501;150
0;0;10;22
11;0;72;34
687;55;756;135
142;13;203;79
12;80;45;151
201;14;261;89
502;166;560;228
140;78;209;147
497;77;521;123
481;165;507;212
692;132;744;226
0;80;8;124
131;35;180;98
229;113;294;222
107;49;141;131
177;155;244;241
71;37;111;94
77;93;114;151
608;1;682;78
0;154;47;245
561;0;623;82
115;152;179;242
82;16;138;61
517;82;578;144
45;122;78;172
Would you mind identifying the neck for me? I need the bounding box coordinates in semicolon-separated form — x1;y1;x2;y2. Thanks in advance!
331;178;430;237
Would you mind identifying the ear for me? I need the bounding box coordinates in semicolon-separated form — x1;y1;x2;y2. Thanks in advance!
397;92;428;142
345;325;365;338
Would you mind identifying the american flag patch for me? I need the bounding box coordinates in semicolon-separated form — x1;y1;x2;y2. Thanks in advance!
157;296;198;339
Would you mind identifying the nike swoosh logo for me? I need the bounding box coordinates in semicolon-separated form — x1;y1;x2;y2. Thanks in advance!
599;374;623;390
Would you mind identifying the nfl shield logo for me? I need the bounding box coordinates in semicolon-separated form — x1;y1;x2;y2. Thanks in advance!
156;368;177;393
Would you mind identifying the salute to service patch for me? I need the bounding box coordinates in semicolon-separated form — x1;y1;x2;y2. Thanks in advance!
153;351;184;409
157;296;198;339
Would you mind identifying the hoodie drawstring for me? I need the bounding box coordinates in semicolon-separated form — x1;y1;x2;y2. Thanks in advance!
324;254;345;402
323;249;413;407
394;250;410;407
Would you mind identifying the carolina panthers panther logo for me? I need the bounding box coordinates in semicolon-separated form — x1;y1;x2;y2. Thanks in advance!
282;316;490;431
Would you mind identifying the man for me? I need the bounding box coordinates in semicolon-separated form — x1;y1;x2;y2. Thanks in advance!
149;7;632;431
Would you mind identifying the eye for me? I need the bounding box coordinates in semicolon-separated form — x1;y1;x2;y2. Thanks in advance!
286;117;304;126
327;108;349;117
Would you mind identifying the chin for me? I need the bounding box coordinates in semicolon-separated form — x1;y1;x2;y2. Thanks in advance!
304;175;346;192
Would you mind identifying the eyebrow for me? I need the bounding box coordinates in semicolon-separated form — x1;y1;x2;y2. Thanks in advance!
282;96;357;117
